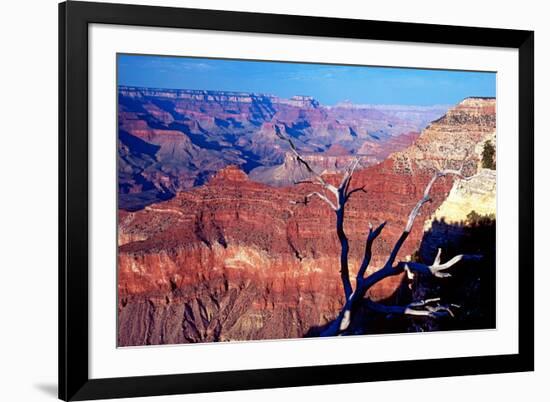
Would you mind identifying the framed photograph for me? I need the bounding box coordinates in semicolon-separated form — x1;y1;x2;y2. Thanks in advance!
59;1;534;400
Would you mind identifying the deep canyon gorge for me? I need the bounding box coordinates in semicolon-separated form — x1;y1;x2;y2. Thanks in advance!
117;88;496;346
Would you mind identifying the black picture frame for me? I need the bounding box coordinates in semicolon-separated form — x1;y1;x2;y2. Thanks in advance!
59;1;534;400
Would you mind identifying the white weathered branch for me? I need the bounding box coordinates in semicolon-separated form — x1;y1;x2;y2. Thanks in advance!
384;168;466;270
291;191;338;211
400;249;482;278
339;157;361;190
320;246;481;336
404;169;463;232
366;297;460;318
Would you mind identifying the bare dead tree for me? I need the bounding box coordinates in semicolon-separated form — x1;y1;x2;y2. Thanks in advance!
275;127;481;336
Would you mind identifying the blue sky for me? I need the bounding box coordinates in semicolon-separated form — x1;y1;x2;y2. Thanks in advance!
118;54;496;106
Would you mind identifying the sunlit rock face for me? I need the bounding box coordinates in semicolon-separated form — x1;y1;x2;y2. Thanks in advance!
427;168;496;226
391;97;496;175
117;97;496;346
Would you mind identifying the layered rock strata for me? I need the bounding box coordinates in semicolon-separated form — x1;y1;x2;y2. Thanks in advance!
118;86;447;209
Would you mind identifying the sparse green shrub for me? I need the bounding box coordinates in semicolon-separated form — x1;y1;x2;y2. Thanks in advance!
466;210;496;226
481;140;496;169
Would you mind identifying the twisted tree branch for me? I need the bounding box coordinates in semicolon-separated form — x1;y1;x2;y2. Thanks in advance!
279;127;361;300
345;186;366;202
290;191;338;211
400;251;482;279
383;169;465;270
278;131;479;337
322;166;473;336
336;189;353;299
356;221;386;284
366;297;460;318
274;126;339;200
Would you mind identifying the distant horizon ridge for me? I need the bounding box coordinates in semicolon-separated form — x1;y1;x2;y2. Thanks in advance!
118;85;493;108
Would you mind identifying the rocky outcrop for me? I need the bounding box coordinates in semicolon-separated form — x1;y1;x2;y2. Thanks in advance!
391;97;496;175
117;97;496;346
427;168;496;225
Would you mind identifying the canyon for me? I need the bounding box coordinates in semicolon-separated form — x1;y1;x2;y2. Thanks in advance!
117;96;496;346
118;86;446;210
